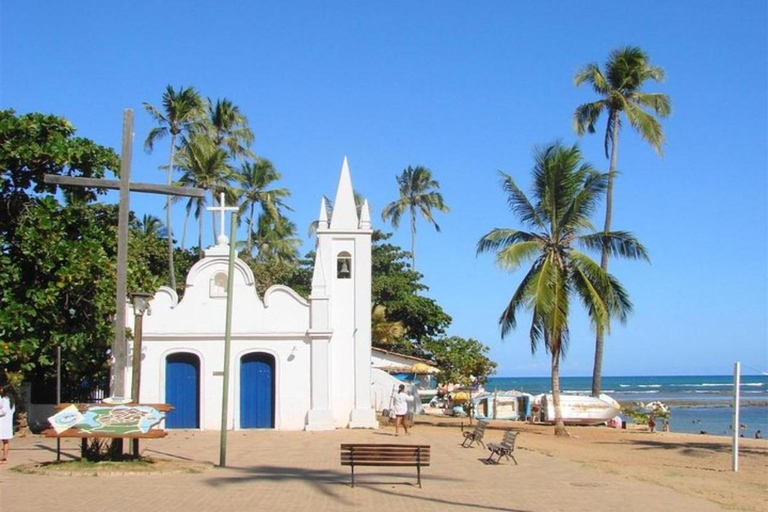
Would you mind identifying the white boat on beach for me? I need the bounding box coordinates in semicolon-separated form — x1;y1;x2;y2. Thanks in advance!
536;393;621;425
473;390;534;421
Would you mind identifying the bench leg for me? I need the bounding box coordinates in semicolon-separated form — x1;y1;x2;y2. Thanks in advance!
417;464;422;488
351;465;355;488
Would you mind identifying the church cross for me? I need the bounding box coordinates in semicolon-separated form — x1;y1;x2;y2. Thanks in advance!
43;109;205;398
207;192;239;245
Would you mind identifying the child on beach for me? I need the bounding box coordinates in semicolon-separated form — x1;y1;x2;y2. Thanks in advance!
0;386;15;464
391;384;414;436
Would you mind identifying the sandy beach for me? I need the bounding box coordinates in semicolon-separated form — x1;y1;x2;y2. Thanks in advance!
0;415;765;512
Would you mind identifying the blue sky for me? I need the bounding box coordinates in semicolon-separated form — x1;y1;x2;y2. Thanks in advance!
2;2;766;377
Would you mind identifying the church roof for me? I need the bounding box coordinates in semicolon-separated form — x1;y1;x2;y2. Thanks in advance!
329;156;359;230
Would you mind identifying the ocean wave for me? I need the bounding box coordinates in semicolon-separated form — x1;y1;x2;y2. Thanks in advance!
617;390;659;395
637;384;661;388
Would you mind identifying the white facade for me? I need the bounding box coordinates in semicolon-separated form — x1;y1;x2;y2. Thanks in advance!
124;158;378;431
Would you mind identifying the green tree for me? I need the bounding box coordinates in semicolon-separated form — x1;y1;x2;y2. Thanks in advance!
203;98;255;161
477;142;648;435
0;109;119;235
251;213;301;263
381;166;449;271
236;158;291;256
423;336;496;387
573;47;670;396
143;85;206;290
371;232;451;347
135;214;167;239
0;199;167;391
174;135;235;257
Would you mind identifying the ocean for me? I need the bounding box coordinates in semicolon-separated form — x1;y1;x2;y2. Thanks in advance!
485;375;768;438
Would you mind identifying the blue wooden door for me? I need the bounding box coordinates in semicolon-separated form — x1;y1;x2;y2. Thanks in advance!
165;353;200;428
240;353;274;428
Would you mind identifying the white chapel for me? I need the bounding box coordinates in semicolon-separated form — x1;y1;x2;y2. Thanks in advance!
125;157;379;431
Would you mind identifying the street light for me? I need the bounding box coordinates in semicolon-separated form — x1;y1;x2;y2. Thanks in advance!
130;291;152;405
130;291;151;459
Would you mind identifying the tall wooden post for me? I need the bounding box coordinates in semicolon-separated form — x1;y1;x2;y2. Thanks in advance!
113;109;134;398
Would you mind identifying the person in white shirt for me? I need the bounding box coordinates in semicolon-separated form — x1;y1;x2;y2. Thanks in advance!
391;384;414;436
0;386;15;464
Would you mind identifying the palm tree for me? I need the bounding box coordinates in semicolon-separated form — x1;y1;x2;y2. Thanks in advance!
252;213;301;263
477;142;648;436
573;46;670;396
381;166;449;271
204;98;255;160
235;158;291;256
174;135;235;258
136;214;167;239
143;85;205;290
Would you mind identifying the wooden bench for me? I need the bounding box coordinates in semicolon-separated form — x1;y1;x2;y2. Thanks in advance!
340;444;430;488
461;420;488;448
486;430;519;465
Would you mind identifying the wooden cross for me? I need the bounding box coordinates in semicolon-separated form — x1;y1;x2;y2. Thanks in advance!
207;192;239;245
44;109;205;398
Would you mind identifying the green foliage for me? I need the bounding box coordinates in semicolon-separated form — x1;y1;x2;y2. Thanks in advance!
423;336;497;386
372;231;451;345
0;110;190;389
478;142;646;434
622;402;670;425
381;165;449;270
245;254;312;298
0;199;166;387
0;109;119;233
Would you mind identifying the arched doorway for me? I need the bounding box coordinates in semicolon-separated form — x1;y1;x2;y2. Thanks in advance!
165;353;200;428
240;353;275;428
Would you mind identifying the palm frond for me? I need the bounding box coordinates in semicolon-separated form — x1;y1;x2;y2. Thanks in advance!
623;102;666;156
577;231;650;261
574;63;609;95
573;101;606;136
498;171;544;229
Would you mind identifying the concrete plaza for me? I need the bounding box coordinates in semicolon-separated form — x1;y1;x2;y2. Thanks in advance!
0;422;723;512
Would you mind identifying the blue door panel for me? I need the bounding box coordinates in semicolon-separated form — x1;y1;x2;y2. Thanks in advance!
166;353;200;428
240;353;274;428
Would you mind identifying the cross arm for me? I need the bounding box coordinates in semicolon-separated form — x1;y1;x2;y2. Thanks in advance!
43;175;206;198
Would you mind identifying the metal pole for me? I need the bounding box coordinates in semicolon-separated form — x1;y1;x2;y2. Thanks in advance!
219;213;238;467
131;311;143;458
56;345;61;462
732;361;741;472
113;109;133;399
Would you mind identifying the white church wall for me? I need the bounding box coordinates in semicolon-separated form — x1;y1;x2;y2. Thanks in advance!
135;337;311;431
330;238;356;427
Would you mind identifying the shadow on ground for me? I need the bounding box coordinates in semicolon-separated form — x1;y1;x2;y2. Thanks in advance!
204;464;531;512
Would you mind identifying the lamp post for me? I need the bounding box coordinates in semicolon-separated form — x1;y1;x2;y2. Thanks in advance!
130;291;152;458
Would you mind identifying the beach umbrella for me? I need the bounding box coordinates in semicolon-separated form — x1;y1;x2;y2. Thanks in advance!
411;363;439;374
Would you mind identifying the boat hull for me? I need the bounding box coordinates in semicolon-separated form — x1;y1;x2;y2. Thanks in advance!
538;394;620;426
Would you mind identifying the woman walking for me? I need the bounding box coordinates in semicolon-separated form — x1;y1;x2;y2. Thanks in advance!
0;385;15;464
391;384;414;436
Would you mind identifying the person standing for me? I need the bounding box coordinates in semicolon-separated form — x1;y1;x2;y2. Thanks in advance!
392;384;414;436
0;385;15;464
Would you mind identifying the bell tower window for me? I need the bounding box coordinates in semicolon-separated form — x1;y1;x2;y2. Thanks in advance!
337;252;352;279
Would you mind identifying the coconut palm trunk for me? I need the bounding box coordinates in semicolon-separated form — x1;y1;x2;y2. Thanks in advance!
410;205;417;270
166;138;177;290
248;202;255;255
551;348;567;436
592;112;620;396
